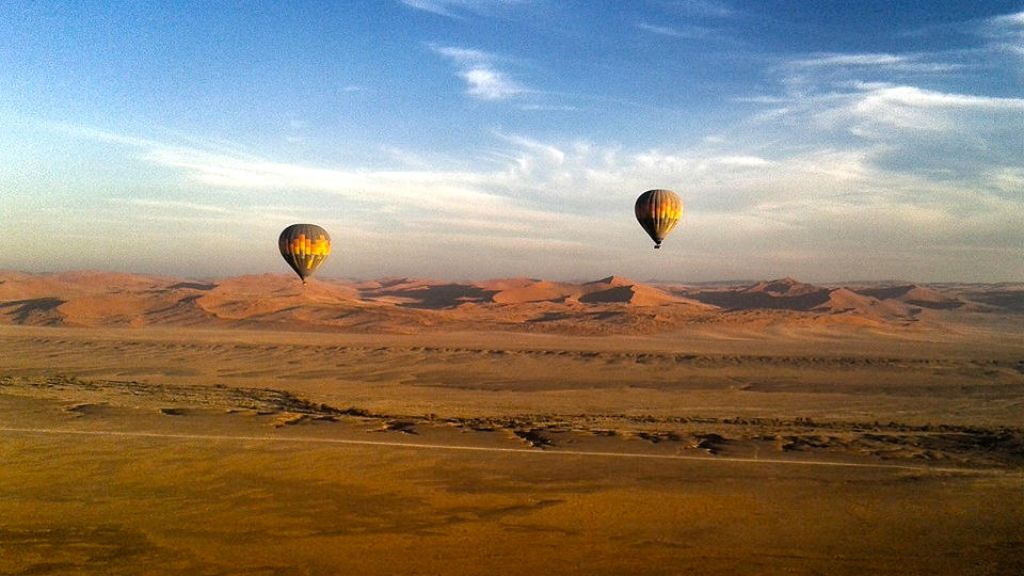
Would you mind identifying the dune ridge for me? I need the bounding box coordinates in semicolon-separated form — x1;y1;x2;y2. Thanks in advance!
0;270;1018;335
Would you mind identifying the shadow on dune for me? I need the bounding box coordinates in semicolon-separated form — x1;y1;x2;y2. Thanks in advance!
855;285;964;309
376;284;498;309
0;297;66;325
963;291;1024;313
168;281;216;291
689;290;832;311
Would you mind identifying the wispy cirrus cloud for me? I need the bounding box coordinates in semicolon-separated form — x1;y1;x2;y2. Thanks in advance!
431;45;528;100
431;46;493;64
640;29;1022;276
759;32;1024;133
746;77;1023;158
850;85;1024;114
399;0;529;18
983;10;1024;60
985;10;1024;35
669;0;735;19
117;198;236;215
463;68;526;100
48;110;1024;280
636;21;712;39
493;131;566;166
400;0;457;17
786;52;964;73
780;82;1024;137
518;103;580;112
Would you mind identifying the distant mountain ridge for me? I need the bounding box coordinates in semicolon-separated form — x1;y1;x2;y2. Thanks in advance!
0;270;1015;335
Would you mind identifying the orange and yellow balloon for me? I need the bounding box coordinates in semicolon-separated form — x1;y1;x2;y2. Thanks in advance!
279;224;331;284
634;189;683;249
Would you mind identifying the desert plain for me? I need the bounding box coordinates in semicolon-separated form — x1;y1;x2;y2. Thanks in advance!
1;271;1022;575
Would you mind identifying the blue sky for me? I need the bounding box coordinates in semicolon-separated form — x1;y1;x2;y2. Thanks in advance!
1;0;1021;282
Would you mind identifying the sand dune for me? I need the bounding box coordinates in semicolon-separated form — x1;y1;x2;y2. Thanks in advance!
742;276;822;296
487;278;577;304
4;270;1018;336
854;284;964;309
813;287;912;319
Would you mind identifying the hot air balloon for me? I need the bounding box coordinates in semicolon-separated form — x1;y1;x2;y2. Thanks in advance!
634;189;683;249
279;224;331;284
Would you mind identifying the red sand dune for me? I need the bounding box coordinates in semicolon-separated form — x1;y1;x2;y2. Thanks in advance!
853;284;963;309
683;278;832;311
741;277;822;297
490;280;576;305
813;288;911;319
0;271;1017;334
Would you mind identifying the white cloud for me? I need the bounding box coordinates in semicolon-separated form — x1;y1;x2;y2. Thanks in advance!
788;52;963;73
985;167;1024;195
117;198;235;214
708;155;772;168
494;132;566;166
400;0;457;17
720;69;1023;268
462;67;526;100
432;45;528;101
672;0;735;19
833;85;1024;136
754;45;1024;143
988;11;1024;32
53;110;1024;281
636;22;710;39
518;103;580;112
855;85;1024;111
399;0;528;18
983;11;1024;62
791;53;910;68
431;46;494;64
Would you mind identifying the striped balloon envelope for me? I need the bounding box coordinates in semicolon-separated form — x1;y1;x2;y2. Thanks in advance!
634;189;683;249
279;224;331;284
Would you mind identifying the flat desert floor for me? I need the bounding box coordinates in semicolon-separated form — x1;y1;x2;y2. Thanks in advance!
1;324;1022;575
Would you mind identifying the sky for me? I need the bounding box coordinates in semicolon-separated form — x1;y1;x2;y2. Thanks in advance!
1;0;1022;282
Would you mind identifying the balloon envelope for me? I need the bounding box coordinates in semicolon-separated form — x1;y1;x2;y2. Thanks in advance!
279;224;331;283
634;189;683;249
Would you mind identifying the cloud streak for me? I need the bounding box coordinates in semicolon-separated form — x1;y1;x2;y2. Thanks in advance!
983;10;1024;61
787;53;963;73
636;22;711;39
432;45;528;100
671;0;735;19
400;0;529;19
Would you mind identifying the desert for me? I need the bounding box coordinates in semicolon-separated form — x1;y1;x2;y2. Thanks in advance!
6;3;1024;574
1;270;1021;575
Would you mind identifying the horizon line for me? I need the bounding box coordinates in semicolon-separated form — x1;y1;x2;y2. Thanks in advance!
3;268;1021;287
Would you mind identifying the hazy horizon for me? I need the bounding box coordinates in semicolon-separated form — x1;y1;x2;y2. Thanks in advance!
5;266;1021;288
2;1;1022;282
